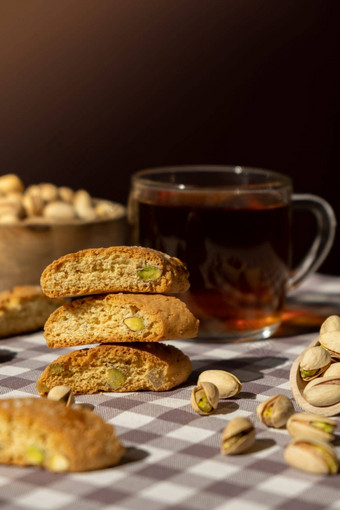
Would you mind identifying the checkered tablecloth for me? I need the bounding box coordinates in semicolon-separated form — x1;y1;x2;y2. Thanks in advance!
1;273;340;510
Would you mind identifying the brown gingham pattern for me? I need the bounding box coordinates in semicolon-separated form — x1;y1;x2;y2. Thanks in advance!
1;273;340;510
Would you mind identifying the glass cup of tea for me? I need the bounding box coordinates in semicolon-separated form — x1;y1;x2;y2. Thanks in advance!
128;166;336;340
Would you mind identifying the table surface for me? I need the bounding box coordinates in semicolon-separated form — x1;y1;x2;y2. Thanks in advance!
1;273;340;510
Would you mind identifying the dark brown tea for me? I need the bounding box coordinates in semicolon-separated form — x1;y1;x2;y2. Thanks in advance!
131;192;292;338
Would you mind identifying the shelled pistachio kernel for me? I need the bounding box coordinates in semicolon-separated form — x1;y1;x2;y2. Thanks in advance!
299;346;331;381
284;437;338;475
198;370;242;398
106;367;126;389
257;394;294;428
25;445;45;465
191;382;219;415
286;413;337;442
47;385;75;406
123;317;144;332
137;266;162;281
221;417;256;455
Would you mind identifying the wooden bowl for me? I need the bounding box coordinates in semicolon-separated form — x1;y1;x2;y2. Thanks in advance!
290;336;340;416
0;203;127;291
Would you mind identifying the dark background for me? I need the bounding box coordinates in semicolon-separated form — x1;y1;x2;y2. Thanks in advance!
0;0;339;274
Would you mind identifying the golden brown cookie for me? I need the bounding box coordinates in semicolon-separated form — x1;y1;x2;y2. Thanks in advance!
36;342;192;394
0;397;124;472
40;245;190;297
44;293;199;348
0;286;65;339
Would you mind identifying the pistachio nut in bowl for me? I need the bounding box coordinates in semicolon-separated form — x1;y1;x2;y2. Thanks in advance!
284;437;338;475
286;413;337;442
319;331;340;360
290;334;340;416
299;346;331;381
0;175;127;291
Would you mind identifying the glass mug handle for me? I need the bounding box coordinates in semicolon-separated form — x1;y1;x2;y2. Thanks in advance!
288;194;337;289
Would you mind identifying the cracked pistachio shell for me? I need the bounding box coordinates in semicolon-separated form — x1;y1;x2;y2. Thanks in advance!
320;315;340;335
286;413;337;442
257;394;294;428
190;382;219;416
322;362;340;378
299;346;331;381
284;437;338;475
47;385;75;406
303;376;340;407
319;331;340;359
221;417;255;455
198;370;242;398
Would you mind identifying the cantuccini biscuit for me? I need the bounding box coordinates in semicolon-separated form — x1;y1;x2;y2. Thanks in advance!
0;397;124;472
36;342;192;394
40;245;190;297
44;293;199;348
0;286;64;339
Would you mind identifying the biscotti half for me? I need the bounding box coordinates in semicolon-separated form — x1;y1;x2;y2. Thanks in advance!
40;245;190;297
0;286;65;339
36;342;192;394
44;293;199;348
0;397;124;472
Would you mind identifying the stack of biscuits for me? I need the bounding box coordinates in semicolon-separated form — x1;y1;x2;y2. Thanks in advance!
36;246;199;395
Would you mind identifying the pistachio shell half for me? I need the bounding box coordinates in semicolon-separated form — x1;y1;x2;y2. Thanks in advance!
286;413;337;442
284;437;338;475
257;394;294;428
221;417;255;455
198;370;242;398
190;382;219;415
319;331;340;359
320;315;340;335
303;376;340;407
47;385;75;406
299;346;331;381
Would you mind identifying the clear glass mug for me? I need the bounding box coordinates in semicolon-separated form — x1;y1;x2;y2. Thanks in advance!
128;166;336;340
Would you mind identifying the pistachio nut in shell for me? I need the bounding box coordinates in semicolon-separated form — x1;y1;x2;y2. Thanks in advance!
299;346;331;381
284;437;338;475
320;315;340;335
319;331;340;359
221;417;255;455
257;394;294;428
198;370;242;398
286;413;337;442
322;362;340;378
303;377;340;407
190;382;219;416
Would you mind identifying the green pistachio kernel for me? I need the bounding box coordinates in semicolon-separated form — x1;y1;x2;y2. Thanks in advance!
195;389;213;413
300;369;318;378
48;363;65;375
106;368;126;389
26;445;45;465
124;317;144;332
137;266;162;281
263;406;273;418
311;421;335;434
